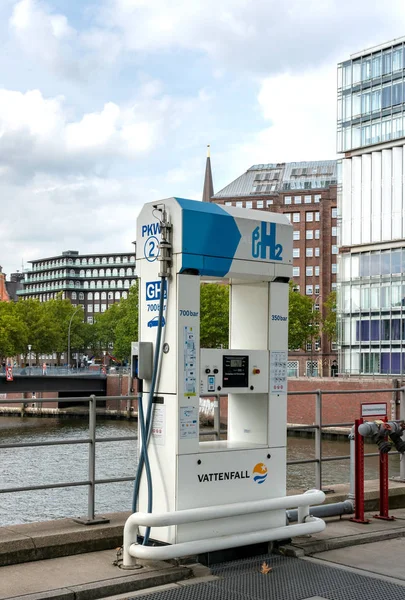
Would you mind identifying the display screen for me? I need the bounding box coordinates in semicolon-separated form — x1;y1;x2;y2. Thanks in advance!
222;355;249;388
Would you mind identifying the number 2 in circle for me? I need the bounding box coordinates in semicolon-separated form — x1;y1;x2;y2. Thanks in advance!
144;236;159;262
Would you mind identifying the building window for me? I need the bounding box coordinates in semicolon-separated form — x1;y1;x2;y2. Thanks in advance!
102;257;107;264
293;248;300;258
94;305;100;313
315;284;320;295
71;292;77;300
306;342;312;351
287;361;299;377
293;267;300;277
315;247;320;257
314;195;321;203
293;213;300;223
294;196;302;204
101;291;107;300
285;196;292;204
99;269;105;277
306;267;313;277
115;291;120;299
306;230;313;240
113;268;118;276
79;292;84;300
315;339;321;351
315;230;320;239
304;195;312;204
332;245;338;255
332;227;337;237
246;201;252;209
332;282;337;290
332;208;337;218
94;292;100;300
236;201;243;207
257;200;263;208
331;263;337;274
109;257;114;264
225;201;232;206
306;247;313;257
87;316;93;324
315;212;320;221
87;304;93;313
108;292;113;300
315;266;320;276
110;280;116;288
306;285;313;295
101;304;107;313
306;212;313;222
266;200;273;206
293;230;300;241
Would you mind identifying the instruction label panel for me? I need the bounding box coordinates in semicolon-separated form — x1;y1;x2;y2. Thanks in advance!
183;326;197;396
151;404;166;445
180;406;198;439
270;351;287;394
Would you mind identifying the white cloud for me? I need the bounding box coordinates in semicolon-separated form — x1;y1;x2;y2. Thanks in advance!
104;0;405;75
10;0;80;78
0;83;210;179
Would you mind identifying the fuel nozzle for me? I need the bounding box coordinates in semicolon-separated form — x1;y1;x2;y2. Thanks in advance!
358;421;392;453
383;421;405;454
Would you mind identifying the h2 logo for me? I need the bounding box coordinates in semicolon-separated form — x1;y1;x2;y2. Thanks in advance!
252;222;283;261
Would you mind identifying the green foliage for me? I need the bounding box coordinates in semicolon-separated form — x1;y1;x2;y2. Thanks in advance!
200;284;229;348
288;283;320;350
322;291;337;343
94;282;138;361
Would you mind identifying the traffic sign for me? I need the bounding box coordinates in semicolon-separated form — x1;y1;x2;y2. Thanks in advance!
6;366;13;382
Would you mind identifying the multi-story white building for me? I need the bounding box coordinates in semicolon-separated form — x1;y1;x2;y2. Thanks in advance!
338;37;405;375
17;250;136;324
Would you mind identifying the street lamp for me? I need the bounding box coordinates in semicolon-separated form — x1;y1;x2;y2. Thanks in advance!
67;305;82;371
27;344;32;375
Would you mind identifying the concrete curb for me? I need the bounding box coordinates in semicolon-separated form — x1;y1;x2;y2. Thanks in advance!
0;512;131;567
7;565;191;600
279;525;405;557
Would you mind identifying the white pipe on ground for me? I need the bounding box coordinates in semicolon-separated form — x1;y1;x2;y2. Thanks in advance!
123;489;325;567
128;517;325;562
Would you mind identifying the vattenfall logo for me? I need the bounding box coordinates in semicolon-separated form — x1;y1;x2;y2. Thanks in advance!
197;462;268;485
252;222;283;261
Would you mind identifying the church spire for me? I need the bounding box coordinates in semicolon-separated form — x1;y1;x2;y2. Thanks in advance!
202;144;214;202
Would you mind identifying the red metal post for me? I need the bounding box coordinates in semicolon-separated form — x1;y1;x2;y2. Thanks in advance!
374;444;395;521
350;418;370;524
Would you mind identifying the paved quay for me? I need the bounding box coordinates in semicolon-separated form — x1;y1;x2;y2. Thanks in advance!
3;508;405;600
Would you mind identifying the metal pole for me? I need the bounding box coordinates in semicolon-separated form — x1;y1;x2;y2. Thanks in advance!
67;305;81;371
88;394;96;522
214;395;220;440
348;427;355;500
315;390;322;490
400;388;405;481
350;418;369;524
374;449;394;520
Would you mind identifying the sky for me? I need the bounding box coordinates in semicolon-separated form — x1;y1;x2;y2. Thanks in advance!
1;0;405;275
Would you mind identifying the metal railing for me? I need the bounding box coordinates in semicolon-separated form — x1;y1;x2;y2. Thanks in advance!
286;386;405;490
0;395;137;524
0;366;129;377
0;388;403;525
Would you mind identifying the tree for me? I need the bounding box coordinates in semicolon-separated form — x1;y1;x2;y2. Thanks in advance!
200;284;229;348
0;302;28;358
322;291;337;343
14;299;57;358
44;296;86;365
288;283;320;351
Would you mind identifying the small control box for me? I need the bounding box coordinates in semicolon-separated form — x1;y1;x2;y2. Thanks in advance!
200;349;269;394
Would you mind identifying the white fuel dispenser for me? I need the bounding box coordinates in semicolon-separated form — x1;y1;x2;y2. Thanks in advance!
134;197;292;547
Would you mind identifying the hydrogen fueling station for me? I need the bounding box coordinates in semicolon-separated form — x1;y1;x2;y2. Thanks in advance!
123;197;326;568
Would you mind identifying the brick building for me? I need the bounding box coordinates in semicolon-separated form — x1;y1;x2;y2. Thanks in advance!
209;160;338;377
0;267;10;302
17;249;136;324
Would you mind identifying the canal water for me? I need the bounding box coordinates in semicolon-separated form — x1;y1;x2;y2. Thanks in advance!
0;417;401;527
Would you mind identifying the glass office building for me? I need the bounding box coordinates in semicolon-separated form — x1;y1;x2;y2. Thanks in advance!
338;38;405;375
337;38;405;152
